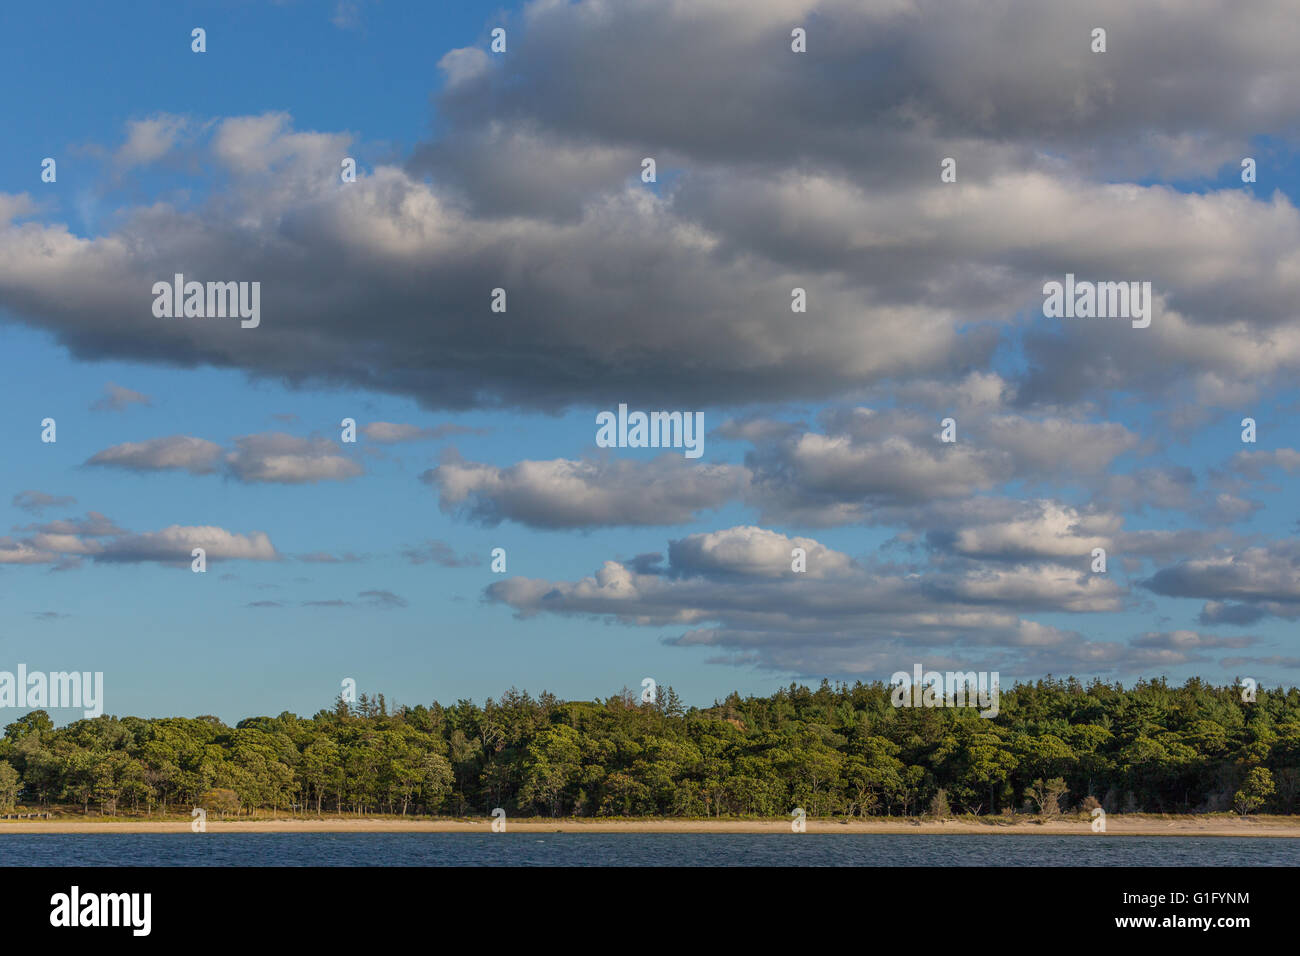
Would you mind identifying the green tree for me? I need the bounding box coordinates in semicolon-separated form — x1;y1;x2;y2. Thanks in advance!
0;761;19;811
1234;768;1275;816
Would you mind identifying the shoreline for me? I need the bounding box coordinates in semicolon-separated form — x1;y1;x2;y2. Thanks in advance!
3;816;1300;836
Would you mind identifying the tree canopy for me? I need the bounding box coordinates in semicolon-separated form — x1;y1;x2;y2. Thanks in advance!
2;678;1297;818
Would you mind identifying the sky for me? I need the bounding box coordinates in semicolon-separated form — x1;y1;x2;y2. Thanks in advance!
3;0;1300;724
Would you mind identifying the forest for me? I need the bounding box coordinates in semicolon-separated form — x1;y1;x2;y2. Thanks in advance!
0;677;1296;818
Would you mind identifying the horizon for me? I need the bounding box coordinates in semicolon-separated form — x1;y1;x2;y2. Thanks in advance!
2;673;1290;729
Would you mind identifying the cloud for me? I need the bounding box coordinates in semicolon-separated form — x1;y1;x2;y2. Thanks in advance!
12;491;76;514
362;421;484;443
19;511;127;544
90;382;152;412
2;0;1299;689
437;46;490;87
86;436;223;475
927;563;1123;613
114;114;193;169
0;516;278;568
1219;656;1300;670
667;526;854;580
402;540;479;567
86;431;364;484
92;525;278;565
299;590;408;609
1198;601;1268;627
1130;630;1257;651
0;538;57;565
930;501;1116;562
297;551;364;564
433;0;1300;181
359;589;407;608
1228;448;1300;479
1145;541;1300;619
224;433;363;484
424;454;748;528
6;0;1300;415
485;524;1145;677
742;407;1140;525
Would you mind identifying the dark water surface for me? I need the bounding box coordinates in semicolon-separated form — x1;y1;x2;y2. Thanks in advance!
2;833;1297;866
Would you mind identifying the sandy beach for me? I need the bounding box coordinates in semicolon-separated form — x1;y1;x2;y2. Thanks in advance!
3;816;1299;836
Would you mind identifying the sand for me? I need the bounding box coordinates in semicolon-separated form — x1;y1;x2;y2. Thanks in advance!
2;816;1299;836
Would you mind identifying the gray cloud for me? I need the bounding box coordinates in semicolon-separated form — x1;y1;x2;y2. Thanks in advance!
299;590;408;609
297;551;364;564
1145;541;1300;619
359;589;408;608
91;525;277;565
86;432;362;484
401;539;479;568
224;433;363;484
1;507;276;567
3;0;1300;416
90;382;152;412
362;421;485;443
1130;630;1258;651
12;491;76;514
1198;601;1268;627
86;436;223;475
486;523;1144;677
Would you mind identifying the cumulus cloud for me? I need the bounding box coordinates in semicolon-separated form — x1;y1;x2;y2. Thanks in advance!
4;0;1300;414
224;433;362;484
92;525;277;565
85;431;362;484
3;0;1300;686
931;501;1116;562
1146;541;1300;619
667;526;854;580
743;408;1144;525
0;538;57;565
424;454;748;528
486;524;1148;677
86;436;223;474
19;511;126;543
0;506;275;568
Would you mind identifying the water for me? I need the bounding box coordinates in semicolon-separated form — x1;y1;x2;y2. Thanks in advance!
1;834;1296;866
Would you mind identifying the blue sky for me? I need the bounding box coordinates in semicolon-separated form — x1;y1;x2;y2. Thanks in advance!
3;0;1300;724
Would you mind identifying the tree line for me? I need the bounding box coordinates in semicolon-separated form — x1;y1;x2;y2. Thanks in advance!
1;677;1296;818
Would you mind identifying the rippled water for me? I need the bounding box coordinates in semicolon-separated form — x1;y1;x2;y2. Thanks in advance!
2;833;1297;866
